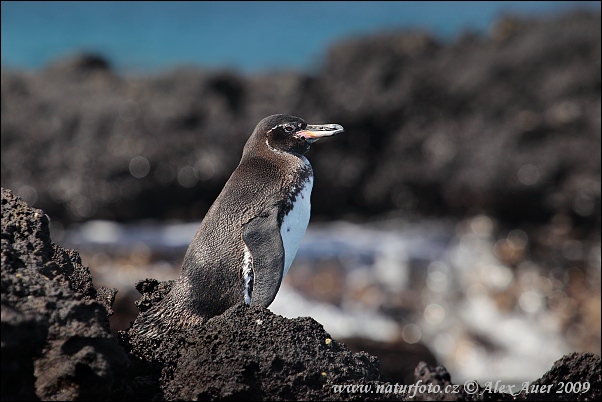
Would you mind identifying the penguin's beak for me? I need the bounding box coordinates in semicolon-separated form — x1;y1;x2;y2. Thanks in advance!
296;124;344;142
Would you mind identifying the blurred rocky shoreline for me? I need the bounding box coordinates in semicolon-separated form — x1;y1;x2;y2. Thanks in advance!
2;11;600;231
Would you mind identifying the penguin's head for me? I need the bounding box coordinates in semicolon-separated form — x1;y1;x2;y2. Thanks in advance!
246;114;344;156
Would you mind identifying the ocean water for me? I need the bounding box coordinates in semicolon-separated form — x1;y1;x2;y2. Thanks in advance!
2;1;600;73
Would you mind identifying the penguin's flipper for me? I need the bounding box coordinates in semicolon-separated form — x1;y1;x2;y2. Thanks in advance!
242;210;285;307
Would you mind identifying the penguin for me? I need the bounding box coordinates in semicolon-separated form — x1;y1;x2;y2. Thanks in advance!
133;114;344;337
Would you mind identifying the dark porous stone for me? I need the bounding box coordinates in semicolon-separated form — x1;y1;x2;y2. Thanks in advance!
342;337;439;385
1;188;128;400
401;354;601;402
514;352;601;401
119;281;397;401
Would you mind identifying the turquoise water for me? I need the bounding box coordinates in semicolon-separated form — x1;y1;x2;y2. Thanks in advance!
1;1;600;73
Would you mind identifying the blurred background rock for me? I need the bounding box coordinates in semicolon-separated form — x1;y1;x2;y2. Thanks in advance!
2;1;600;386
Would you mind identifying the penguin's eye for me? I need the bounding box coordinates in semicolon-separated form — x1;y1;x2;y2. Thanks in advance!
284;125;294;133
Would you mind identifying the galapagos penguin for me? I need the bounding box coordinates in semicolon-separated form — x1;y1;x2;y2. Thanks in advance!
134;114;344;337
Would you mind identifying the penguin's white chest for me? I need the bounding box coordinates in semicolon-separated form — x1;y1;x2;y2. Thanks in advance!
280;176;313;278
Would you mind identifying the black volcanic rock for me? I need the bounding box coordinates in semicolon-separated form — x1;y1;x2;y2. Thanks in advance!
401;355;601;401
1;11;600;233
341;337;439;385
121;285;393;401
1;187;128;400
514;352;601;401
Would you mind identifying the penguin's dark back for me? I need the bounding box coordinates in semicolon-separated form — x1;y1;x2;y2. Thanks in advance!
179;150;309;317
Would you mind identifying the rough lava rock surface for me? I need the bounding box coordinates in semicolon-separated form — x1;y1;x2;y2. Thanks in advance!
120;279;391;401
513;352;601;401
1;187;127;400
